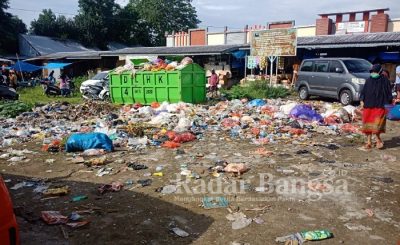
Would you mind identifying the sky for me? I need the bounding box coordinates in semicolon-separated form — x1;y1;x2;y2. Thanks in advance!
8;0;400;32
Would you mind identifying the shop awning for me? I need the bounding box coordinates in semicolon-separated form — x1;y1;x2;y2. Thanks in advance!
42;63;72;69
10;61;42;72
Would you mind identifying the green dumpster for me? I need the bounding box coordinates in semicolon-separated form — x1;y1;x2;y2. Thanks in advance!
110;63;206;105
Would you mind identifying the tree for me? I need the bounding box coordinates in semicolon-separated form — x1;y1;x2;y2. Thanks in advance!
30;9;57;36
0;0;27;54
30;9;77;40
108;3;152;46
74;0;117;49
131;0;200;46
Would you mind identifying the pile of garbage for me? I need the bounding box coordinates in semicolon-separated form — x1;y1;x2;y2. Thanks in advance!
114;57;194;74
0;99;363;151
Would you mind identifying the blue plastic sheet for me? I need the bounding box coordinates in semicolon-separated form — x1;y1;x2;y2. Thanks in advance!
385;104;400;121
248;99;266;107
10;61;41;72
65;133;114;152
290;104;323;122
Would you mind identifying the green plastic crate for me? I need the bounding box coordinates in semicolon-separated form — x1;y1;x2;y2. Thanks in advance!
110;63;206;105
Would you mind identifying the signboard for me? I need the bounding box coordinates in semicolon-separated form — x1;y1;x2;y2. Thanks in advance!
337;21;366;34
251;28;297;57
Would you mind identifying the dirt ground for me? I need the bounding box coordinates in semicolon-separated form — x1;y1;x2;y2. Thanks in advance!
1;119;400;245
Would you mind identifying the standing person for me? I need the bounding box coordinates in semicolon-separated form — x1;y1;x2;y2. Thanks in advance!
396;64;400;101
2;65;10;85
48;71;56;85
360;64;393;149
9;70;18;90
0;71;6;85
59;74;70;97
208;70;219;97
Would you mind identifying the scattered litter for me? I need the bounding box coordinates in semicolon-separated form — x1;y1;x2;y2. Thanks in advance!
161;185;177;194
82;149;106;156
371;176;394;183
43;186;70;196
88;156;107;166
41;211;68;225
365;209;374;217
137;179;152;187
96;167;113;177
232;217;252;230
202;196;229;209
170;227;189;237
381;154;397;162
224;163;249;175
45;159;55;164
276;230;333;243
72;195;88;202
66;221;90;228
68;212;82;221
98;181;123;194
7;156;26;162
127;163;148;170
253;217;265;224
344;223;372;231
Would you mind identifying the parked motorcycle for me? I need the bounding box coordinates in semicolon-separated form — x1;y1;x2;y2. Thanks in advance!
41;79;62;97
0;85;19;100
80;78;109;101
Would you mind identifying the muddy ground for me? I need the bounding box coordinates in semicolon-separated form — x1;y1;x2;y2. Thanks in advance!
1;120;400;245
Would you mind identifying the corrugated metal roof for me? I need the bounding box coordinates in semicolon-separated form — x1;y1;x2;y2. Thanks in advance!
21;34;96;56
25;51;109;61
297;32;400;48
105;44;247;56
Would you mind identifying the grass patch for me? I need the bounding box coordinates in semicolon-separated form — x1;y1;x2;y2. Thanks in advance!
220;80;290;100
0;101;32;118
18;86;83;106
18;75;88;106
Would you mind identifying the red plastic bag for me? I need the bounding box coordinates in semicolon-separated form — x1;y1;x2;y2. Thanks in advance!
133;103;143;109
251;128;260;136
324;115;342;125
162;141;181;148
289;128;305;135
41;211;68;225
173;132;196;143
341;123;359;134
151;102;160;108
166;131;177;140
221;118;240;128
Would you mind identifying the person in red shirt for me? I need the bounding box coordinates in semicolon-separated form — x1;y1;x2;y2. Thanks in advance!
208;70;218;97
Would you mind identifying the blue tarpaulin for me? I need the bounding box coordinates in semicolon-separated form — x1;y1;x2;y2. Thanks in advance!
232;50;247;59
10;61;42;72
42;63;72;69
379;52;400;62
9;61;72;72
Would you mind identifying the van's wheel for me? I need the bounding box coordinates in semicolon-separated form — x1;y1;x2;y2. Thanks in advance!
340;89;353;106
299;86;309;100
103;93;110;101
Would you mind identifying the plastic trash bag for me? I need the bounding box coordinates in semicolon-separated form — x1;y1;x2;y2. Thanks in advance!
172;132;196;143
162;141;181;148
174;117;192;132
290;104;323;122
280;102;298;115
66;133;114;152
247;99;266;107
149;112;171;125
386;104;400;121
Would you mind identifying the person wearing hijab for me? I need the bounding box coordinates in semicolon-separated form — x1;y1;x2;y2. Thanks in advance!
360;64;393;149
9;70;18;89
